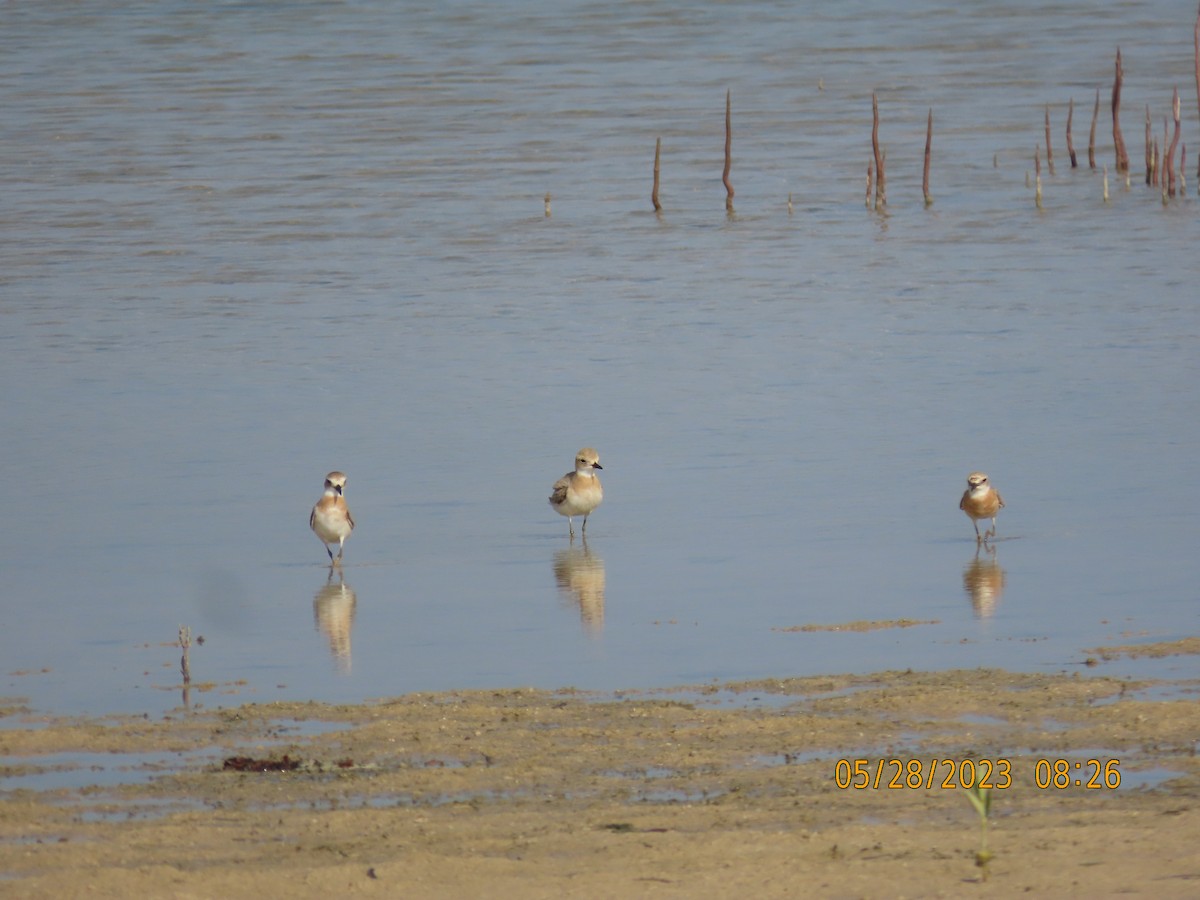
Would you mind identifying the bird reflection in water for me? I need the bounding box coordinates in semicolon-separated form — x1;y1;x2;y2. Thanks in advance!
962;543;1006;618
313;570;357;673
552;536;606;636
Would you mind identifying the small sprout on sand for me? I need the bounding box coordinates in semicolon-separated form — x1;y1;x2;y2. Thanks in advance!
965;784;994;881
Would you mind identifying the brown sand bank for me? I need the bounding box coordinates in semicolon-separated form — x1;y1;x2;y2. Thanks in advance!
2;651;1198;898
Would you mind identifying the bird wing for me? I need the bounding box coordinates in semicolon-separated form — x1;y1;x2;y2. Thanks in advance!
347;507;356;530
549;476;570;505
995;491;1004;509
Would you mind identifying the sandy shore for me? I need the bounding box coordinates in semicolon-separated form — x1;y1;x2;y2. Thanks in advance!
2;645;1198;898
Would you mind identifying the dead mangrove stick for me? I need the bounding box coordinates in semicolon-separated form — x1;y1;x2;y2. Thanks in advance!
652;137;662;212
872;92;886;208
1035;145;1043;208
1066;97;1078;168
1088;87;1100;169
1195;3;1200;182
179;625;192;686
1112;48;1130;173
1161;130;1168;202
1167;88;1181;197
1044;105;1055;174
923;108;933;206
723;89;734;210
1145;105;1154;185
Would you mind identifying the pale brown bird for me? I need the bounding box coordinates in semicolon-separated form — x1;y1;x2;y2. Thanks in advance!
310;471;355;565
549;448;603;536
959;471;1004;542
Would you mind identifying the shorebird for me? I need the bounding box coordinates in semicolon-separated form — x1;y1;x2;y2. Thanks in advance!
310;471;355;565
549;448;603;536
959;471;1004;542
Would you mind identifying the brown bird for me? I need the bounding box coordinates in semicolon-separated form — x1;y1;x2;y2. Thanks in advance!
959;471;1004;542
548;448;603;537
310;471;355;565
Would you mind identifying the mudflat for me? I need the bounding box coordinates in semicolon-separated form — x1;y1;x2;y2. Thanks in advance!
2;647;1198;898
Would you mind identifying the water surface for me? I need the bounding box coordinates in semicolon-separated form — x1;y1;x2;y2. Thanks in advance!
1;0;1197;719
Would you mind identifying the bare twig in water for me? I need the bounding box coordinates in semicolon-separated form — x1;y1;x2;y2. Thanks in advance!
651;137;662;212
1112;48;1130;173
1103;164;1110;202
923;108;934;206
1066;97;1078;168
1044;105;1055;175
871;92;886;208
1145;104;1154;185
179;625;192;685
1167;88;1181;197
1089;87;1100;169
1034;145;1043;208
1161;126;1168;202
723;89;734;211
1195;4;1200;184
544;192;551;217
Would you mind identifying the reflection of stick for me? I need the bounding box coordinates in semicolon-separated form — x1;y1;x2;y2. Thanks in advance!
1044;105;1055;175
652;137;662;212
923;108;933;206
1066;98;1078;167
1088;87;1100;170
872;92;886;208
723;90;734;210
1112;48;1130;173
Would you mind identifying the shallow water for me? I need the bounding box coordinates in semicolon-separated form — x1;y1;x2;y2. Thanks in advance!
1;0;1197;719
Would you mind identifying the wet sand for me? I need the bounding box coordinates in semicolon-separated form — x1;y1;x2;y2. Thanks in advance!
2;645;1198;898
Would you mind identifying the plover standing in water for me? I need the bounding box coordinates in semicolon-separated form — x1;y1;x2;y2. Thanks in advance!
311;471;355;565
549;448;603;537
959;471;1004;542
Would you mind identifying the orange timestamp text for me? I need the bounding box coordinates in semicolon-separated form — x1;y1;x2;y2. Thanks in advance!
832;758;1122;791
